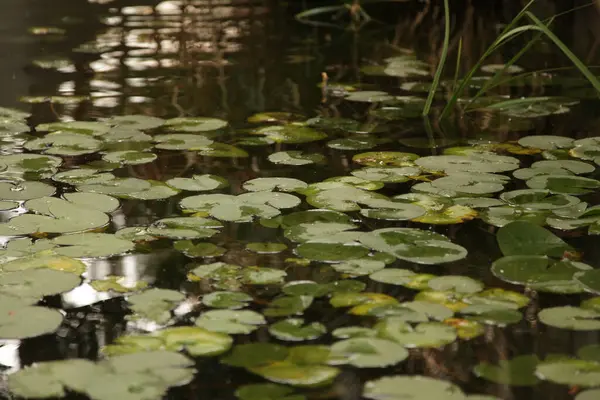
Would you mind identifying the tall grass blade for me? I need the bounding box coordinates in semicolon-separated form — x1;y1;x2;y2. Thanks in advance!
439;0;537;120
452;38;463;93
466;24;548;110
422;0;450;116
525;11;600;95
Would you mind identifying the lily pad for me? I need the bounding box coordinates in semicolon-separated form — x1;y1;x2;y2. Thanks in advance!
128;288;185;324
329;337;408;368
474;355;539;386
164;117;228;133
376;318;457;348
0;181;55;201
539;306;600;330
102;150;157;165
359;228;468;265
492;256;591;294
269;318;326;341
52;233;134;258
536;359;600;387
196;310;265;334
267;151;325;166
251;124;327;144
166;174;228;191
364;375;466;400
526;175;600;195
496;221;572;257
25;132;103;156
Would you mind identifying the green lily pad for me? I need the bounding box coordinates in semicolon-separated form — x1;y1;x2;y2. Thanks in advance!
166;174;228;191
393;194;477;224
327;136;380;151
474;355;539;386
157;326;233;356
364;375;467;400
269;318;326;341
243;177;307;192
344;90;394;103
25;132;103;156
526;175;600;195
460;304;522;326
415;154;520;174
359;227;468;264
235;383;305;400
500;189;580;211
0;252;86;275
427;276;483;294
103;115;165;130
127;288;185;324
251;124;327;144
497;221;572;257
575;269;600;294
295;242;369;263
518;135;574;150
539;306;600;330
53;169;115;185
164;117;228;133
0;304;64;339
331;258;385;276
246;242;287;254
198;143;249;158
51;233;134;258
376;318;457;348
102;150;157;165
536;359;600;387
264;296;313;317
329;337;408;368
154;134;213;150
480;206;549;228
0;268;80;301
202;291;252;309
491;256;591;293
8;351;195;400
0;181;55;201
36;121;110;136
222;343;289;368
79;178;179;200
576;390;600;400
148;217;222;239
0;197;110;235
196;310;265;334
351;166;420;183
268;151;326;166
90;276;148;293
174;240;226;258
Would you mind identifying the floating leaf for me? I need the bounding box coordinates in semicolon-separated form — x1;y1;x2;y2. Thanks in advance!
128;288;185;324
0;181;55;201
25;132;103;156
539;306;600;330
196;310;265;334
536;359;600;387
103;150;157;165
526;174;600;195
158;326;233;356
496;221;572;257
174;240;226;258
518;135;574;150
474;355;539;386
492;255;591;294
164;117;228;133
235;383;305;400
0;304;64;339
52;233;134;258
415;154;520;174
268;151;325;166
329;337;408;368
359;228;468;265
103;115;165;130
166;174;228;191
269;318;326;341
202;291;252;309
251;124;327;144
246;242;287;254
376;318;457;348
364;375;466;400
148;217;222;239
243;177;307;193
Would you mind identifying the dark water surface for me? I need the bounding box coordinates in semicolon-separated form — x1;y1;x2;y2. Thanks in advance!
1;1;600;399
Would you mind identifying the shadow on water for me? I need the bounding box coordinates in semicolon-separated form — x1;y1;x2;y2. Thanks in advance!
1;0;600;399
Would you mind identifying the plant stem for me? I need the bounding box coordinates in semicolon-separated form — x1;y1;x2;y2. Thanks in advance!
422;0;450;117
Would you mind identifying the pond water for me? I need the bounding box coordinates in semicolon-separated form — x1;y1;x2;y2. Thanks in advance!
1;1;600;399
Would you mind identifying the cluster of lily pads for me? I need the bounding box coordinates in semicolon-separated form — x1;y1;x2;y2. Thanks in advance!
2;93;600;400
